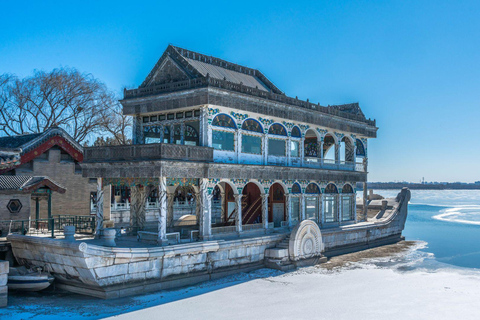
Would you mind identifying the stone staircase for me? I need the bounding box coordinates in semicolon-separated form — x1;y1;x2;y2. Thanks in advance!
264;235;296;271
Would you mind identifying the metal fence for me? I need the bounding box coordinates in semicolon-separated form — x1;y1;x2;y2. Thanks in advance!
0;215;96;238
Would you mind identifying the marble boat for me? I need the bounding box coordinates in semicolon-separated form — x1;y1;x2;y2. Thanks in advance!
7;188;410;299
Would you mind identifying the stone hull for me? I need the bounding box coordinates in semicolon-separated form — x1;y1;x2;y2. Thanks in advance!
7;189;409;299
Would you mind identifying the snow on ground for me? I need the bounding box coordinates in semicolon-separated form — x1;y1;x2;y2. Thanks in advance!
4;242;480;320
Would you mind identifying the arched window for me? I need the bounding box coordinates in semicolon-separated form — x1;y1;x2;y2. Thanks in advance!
291;183;301;194
212;114;236;129
342;184;353;193
185;125;199;146
325;183;338;194
305;183;320;194
291;126;301;138
356;139;366;157
242;119;263;133
144;126;161;144
268;124;287;136
341;184;354;221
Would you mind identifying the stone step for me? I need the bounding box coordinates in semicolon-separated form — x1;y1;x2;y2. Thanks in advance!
264;248;289;259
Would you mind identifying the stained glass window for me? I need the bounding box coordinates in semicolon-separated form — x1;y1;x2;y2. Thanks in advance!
304;139;318;157
291;126;301;138
325;183;338;194
305;183;320;194
342;184;353;193
185;125;199;146
356;139;366;156
212;114;236;129
242;119;263;133
291;183;301;194
268;124;287;136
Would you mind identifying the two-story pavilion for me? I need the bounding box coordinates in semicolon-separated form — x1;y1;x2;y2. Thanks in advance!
82;45;377;244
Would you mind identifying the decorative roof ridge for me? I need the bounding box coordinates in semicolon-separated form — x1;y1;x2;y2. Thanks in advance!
140;45;283;94
20;127;83;154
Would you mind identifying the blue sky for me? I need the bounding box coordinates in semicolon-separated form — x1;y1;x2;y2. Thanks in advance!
1;0;479;182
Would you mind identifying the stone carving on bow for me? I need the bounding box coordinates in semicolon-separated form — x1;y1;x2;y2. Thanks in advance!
288;220;324;261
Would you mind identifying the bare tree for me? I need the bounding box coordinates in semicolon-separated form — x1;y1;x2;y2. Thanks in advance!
0;68;124;144
96;102;132;145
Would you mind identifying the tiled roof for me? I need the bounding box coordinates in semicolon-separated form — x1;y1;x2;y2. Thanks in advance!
0;127;83;155
0;150;21;170
0;133;42;149
183;57;271;92
0;176;66;193
140;45;283;94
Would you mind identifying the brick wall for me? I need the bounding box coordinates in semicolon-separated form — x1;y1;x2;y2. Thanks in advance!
16;149;96;218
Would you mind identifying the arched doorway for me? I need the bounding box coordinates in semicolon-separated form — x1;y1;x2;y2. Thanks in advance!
323;134;336;163
304;129;318;166
341;136;354;163
242;182;262;225
172;185;197;228
268;183;286;227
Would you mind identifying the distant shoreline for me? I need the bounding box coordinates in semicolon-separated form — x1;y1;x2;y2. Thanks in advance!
357;183;480;190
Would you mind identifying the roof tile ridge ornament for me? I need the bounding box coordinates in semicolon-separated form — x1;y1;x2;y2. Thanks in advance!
20;127;83;154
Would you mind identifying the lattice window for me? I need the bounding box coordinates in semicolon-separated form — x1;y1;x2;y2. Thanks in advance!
242;119;263;133
268;124;287;136
291;126;301;138
212;114;236;129
304;139;318;157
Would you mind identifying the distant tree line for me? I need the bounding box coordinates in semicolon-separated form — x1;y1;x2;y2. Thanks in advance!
0;68;131;145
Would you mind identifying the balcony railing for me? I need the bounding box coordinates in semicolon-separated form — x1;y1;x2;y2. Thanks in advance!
84;143;214;163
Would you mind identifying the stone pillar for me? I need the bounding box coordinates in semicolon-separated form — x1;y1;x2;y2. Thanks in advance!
318;195;323;225
199;106;209;147
103;183;111;223
336;194;341;222
130;185;152;233
300;136;305;167
220;192;226;224
169;124;174;144
363;182;368;222
285;193;292;227
261;193;269;231
299;194;306;221
338;194;343;223
235;130;242;163
198;178;212;240
234;194;243;233
159;124;165;143
180;122;185;145
317;141;322;165
156;178;168;245
94;178;104;239
335;143;341;165
132;114;142;145
319;140;324;165
263;134;268;165
167;192;175;229
286;136;292;166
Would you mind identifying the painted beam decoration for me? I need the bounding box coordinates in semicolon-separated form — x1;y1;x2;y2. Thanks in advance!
104;177;160;187
166;178;199;187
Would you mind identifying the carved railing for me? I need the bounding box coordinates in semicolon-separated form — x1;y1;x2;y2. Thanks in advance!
124;77;376;126
84;143;213;163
